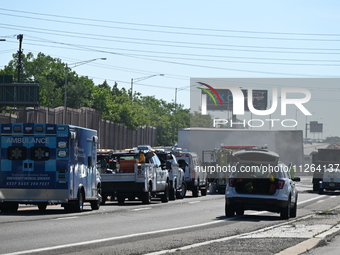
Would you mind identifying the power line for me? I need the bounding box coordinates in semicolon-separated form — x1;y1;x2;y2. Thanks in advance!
1;7;340;37
2;22;339;53
2;23;339;55
19;37;340;64
5;39;338;77
1;10;340;41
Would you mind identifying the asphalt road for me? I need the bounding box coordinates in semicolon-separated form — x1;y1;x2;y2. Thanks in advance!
0;176;340;255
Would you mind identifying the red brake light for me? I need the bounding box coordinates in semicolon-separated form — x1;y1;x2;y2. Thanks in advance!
229;178;235;187
277;180;285;189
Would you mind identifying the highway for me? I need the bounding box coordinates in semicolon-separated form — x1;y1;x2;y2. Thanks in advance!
0;176;340;255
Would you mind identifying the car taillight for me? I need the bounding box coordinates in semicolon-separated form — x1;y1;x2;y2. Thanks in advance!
191;170;195;180
229;178;235;187
277;180;285;189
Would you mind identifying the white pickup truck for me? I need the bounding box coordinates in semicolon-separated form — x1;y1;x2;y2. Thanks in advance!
156;151;186;200
99;149;170;204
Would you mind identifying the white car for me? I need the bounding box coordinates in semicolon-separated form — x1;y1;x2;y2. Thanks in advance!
225;148;300;219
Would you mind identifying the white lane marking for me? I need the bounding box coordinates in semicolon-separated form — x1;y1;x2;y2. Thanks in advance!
53;216;79;220
316;200;324;203
2;219;230;255
298;195;326;205
188;201;201;204
145;215;312;255
131;207;151;211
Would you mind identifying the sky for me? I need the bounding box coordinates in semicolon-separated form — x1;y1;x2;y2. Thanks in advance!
0;1;340;138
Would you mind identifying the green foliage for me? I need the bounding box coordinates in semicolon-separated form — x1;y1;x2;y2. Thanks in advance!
0;52;196;145
190;111;214;128
324;136;340;143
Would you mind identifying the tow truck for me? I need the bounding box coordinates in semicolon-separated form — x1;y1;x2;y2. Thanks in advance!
99;147;170;204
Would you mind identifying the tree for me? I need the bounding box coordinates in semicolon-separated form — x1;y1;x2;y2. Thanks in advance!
190;111;214;128
0;52;193;145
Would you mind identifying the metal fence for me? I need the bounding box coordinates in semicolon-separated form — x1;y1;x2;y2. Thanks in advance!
0;106;157;150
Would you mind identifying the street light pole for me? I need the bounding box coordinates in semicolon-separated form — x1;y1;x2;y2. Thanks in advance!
130;74;164;100
63;57;106;124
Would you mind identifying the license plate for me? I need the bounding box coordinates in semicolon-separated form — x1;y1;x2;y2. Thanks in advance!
329;183;335;187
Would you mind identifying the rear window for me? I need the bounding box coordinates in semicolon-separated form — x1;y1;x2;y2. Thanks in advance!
119;155;139;160
7;146;27;160
30;147;50;161
7;146;50;161
233;164;283;179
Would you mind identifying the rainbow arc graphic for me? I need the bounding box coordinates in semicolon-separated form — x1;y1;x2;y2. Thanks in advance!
197;82;223;106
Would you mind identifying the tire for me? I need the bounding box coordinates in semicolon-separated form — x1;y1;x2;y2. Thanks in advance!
128;196;136;201
91;200;101;210
74;189;84;212
100;193;108;205
176;181;187;199
1;202;19;213
280;197;291;219
38;203;48;212
225;203;235;217
161;183;169;203
117;195;125;205
192;185;199;197
290;200;297;218
312;182;319;192
200;188;207;196
319;188;324;194
142;185;152;204
235;208;244;216
169;182;176;201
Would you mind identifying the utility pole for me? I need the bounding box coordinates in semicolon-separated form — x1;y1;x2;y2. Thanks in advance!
17;34;23;82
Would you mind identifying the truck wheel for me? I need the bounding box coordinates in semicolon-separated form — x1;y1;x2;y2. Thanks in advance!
1;202;18;213
169;184;176;201
176;181;187;199
200;188;207;196
312;182;319;192
91;200;101;210
38;203;48;212
100;193;108;205
142;185;152;204
75;190;84;212
192;185;199;197
161;183;169;203
117;196;125;205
